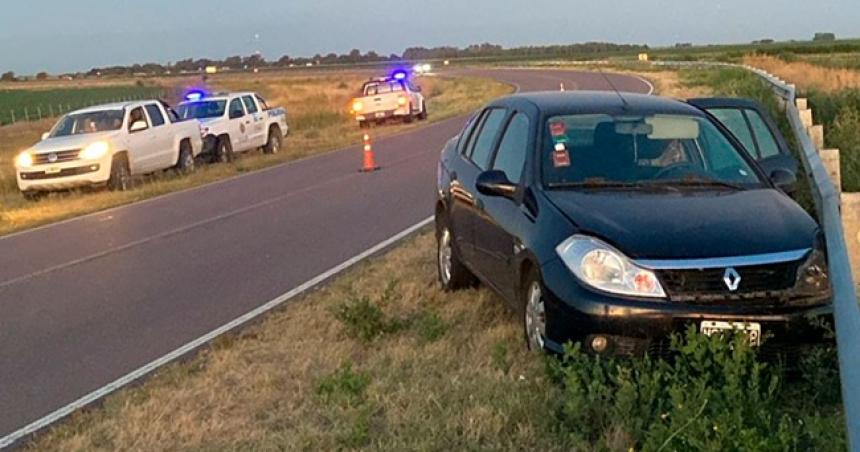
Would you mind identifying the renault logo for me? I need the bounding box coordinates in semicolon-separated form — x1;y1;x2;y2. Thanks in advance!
723;267;741;292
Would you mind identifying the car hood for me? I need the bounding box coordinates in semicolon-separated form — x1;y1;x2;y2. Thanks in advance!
30;132;119;153
544;189;818;259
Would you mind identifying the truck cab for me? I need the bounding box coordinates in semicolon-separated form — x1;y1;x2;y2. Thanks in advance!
176;92;289;162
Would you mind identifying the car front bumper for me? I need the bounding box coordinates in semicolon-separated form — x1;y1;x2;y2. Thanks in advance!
16;156;111;192
539;258;833;357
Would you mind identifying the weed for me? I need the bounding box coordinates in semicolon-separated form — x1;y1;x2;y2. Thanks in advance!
317;362;371;406
412;310;448;343
334;293;400;342
492;341;512;375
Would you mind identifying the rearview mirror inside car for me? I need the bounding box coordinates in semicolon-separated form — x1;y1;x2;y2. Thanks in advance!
129;120;147;132
476;170;517;199
770;168;797;194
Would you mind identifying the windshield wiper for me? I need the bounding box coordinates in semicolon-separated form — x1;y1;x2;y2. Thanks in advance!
547;180;677;191
646;178;746;190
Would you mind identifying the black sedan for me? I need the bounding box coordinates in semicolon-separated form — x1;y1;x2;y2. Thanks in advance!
434;91;831;356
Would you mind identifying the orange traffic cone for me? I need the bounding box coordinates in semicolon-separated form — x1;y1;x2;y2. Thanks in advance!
360;133;380;172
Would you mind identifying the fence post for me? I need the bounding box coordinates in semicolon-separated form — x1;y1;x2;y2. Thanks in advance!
820;148;842;195
37;106;42;120
24;107;29;121
799;108;813;129
808;124;825;150
10;110;15;123
48;104;54;117
842;193;860;286
795;98;808;110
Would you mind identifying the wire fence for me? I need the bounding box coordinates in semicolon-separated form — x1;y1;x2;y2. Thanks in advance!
0;88;167;126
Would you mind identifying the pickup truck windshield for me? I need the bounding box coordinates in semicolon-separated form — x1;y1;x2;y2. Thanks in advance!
175;100;228;120
49;110;124;138
543;113;763;188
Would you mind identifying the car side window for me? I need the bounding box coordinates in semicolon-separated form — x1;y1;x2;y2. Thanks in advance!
457;112;483;155
492;112;530;184
745;109;781;159
144;104;165;127
127;107;148;131
242;96;259;114
229;98;245;118
708;108;757;157
469;108;508;170
255;95;269;110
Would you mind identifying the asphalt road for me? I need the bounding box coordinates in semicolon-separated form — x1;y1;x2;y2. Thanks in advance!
0;68;651;445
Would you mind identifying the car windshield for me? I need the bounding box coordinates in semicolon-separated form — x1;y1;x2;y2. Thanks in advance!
49;110;125;138
542;113;763;189
363;81;403;96
175;100;227;120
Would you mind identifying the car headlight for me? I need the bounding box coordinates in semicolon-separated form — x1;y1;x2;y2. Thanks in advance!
556;235;666;298
15;151;33;168
795;248;829;294
352;101;363;112
80;141;109;160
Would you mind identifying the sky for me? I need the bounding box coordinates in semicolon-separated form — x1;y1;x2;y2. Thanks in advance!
1;0;858;74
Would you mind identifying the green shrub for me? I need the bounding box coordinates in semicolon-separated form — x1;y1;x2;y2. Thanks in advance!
412;310;448;343
805;90;860;192
317;362;371;406
334;295;399;342
548;328;844;451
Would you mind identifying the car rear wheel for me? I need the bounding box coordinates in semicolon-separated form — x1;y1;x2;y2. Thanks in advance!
359;120;369;129
21;191;43;202
108;154;132;191
175;141;195;174
523;271;547;352
437;221;476;291
403;105;414;124
418;103;428;121
263;128;282;154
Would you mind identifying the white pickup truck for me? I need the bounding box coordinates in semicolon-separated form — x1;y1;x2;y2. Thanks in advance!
14;100;203;199
351;75;427;128
176;92;289;162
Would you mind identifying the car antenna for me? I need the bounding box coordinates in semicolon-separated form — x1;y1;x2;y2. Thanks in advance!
596;66;630;109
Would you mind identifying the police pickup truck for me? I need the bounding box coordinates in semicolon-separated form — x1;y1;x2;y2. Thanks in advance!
351;71;427;128
15;100;203;198
176;91;289;162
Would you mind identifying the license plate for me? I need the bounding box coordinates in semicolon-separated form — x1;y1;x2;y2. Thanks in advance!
45;167;61;174
375;112;386;118
700;320;762;346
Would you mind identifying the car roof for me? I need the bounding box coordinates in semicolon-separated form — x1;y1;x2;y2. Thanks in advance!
687;97;765;110
494;91;707;118
72;100;160;115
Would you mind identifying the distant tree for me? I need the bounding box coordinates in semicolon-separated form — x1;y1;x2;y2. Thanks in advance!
752;39;775;45
223;55;242;68
813;32;836;42
1;71;16;82
276;55;292;66
35;71;49;80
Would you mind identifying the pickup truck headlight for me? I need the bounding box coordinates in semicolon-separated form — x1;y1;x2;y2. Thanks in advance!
80;141;109;160
15;151;33;168
352;101;363;112
556;235;666;298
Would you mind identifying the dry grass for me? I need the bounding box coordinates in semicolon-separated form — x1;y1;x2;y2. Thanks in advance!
626;69;711;99
30;232;563;451
744;54;860;92
0;73;511;236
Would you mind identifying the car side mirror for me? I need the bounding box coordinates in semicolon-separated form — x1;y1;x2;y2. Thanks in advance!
41;132;50;140
476;170;517;199
229;110;244;120
129;120;148;133
770;168;797;194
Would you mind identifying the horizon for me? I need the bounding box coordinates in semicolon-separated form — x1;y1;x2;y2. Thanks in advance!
1;0;859;75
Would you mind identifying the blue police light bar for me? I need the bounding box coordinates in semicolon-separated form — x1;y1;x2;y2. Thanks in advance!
184;90;206;102
392;70;408;81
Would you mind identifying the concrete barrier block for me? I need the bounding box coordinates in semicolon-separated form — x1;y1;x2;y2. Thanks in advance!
799;109;814;129
841;192;860;284
808;125;825;150
821;148;842;194
796;98;808;110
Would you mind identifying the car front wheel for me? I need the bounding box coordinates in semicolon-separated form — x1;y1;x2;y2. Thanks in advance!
523;272;547;352
108;154;132;191
437;222;476;291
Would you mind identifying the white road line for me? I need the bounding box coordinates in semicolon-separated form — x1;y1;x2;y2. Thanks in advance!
632;74;656;95
0;216;434;449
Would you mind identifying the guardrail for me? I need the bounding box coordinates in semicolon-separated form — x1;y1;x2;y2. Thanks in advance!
651;60;860;450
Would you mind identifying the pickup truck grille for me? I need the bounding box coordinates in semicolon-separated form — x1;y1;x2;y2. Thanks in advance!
657;260;802;304
33;150;80;165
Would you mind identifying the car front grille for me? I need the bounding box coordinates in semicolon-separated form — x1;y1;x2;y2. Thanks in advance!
33;149;81;165
657;260;803;304
20;164;99;180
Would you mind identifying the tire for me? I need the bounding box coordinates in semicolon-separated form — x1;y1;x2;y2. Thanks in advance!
403;104;414;124
418;102;428;121
21;191;43;202
215;136;234;163
175;141;195;174
107;153;132;191
436;217;477;291
359;120;369;129
522;269;548;352
263;127;282;154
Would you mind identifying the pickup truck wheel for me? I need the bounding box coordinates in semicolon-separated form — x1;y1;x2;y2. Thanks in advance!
403;105;414;124
21;191;43;202
108;154;132;191
263;128;282;154
216;136;234;163
359;120;368;129
418;103;428;121
175;142;195;174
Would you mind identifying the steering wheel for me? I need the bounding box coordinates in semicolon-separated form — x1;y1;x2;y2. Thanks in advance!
653;163;708;180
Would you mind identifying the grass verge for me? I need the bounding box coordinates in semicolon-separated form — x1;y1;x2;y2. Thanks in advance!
29;232;843;451
0;73;511;236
